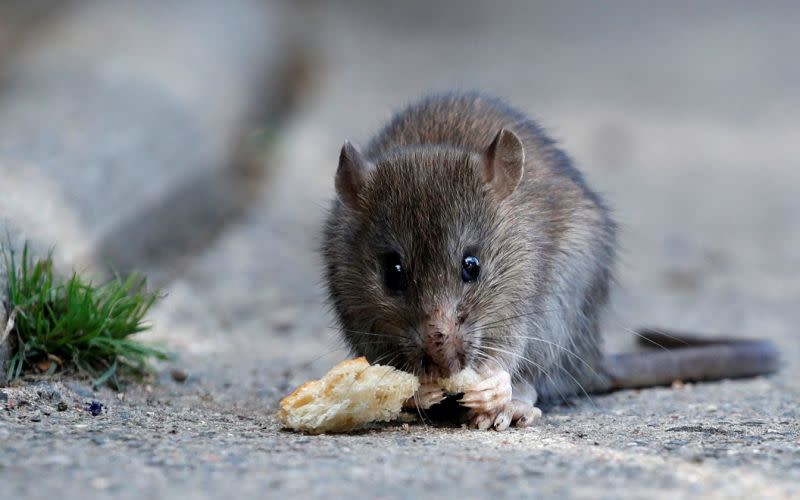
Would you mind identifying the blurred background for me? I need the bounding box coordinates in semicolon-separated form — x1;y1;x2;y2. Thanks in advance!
1;0;798;372
2;0;799;497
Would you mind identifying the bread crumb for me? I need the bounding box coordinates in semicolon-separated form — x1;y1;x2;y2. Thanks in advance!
278;357;419;434
439;367;482;394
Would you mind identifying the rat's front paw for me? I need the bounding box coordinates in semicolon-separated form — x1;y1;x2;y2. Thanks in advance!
469;400;542;431
404;380;445;410
457;368;512;412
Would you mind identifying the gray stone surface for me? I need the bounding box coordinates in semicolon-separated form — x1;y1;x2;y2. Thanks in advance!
2;1;800;499
0;0;291;279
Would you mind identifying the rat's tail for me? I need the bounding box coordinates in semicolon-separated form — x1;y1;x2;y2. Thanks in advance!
601;328;780;391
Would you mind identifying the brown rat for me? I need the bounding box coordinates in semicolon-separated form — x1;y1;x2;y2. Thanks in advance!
322;92;779;430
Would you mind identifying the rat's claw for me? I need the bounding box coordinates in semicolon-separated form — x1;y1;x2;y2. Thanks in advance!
460;370;539;431
472;411;494;430
458;369;512;412
404;382;445;410
468;399;542;431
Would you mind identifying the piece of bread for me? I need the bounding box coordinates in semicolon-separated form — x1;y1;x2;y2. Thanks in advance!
278;357;420;434
438;367;482;395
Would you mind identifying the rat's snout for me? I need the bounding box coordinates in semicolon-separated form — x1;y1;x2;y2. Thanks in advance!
420;308;466;377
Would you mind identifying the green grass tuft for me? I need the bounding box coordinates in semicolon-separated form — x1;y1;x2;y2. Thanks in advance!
2;241;170;389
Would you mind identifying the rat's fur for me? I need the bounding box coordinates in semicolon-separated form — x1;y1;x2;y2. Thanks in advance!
323;91;780;410
323;92;615;401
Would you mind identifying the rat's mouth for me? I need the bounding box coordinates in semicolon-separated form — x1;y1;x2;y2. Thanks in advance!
359;321;469;377
419;350;467;378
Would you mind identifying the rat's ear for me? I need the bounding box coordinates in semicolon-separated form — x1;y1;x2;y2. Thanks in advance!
481;128;524;200
336;140;374;210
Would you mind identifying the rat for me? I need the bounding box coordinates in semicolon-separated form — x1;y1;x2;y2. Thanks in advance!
322;91;779;431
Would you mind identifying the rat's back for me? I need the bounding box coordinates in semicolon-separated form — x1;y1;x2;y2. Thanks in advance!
365;92;601;205
365;92;530;156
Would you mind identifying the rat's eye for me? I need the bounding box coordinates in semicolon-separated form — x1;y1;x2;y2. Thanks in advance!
462;255;480;283
381;252;408;293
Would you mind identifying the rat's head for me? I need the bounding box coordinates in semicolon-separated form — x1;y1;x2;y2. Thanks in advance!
323;129;533;378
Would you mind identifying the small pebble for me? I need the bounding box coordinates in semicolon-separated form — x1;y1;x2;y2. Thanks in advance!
171;369;188;383
85;401;103;416
57;401;69;412
30;415;42;422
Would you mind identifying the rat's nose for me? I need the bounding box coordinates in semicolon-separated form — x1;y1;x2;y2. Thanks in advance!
420;308;465;377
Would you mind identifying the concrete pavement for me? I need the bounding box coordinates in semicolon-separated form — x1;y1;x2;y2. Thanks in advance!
1;1;798;498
